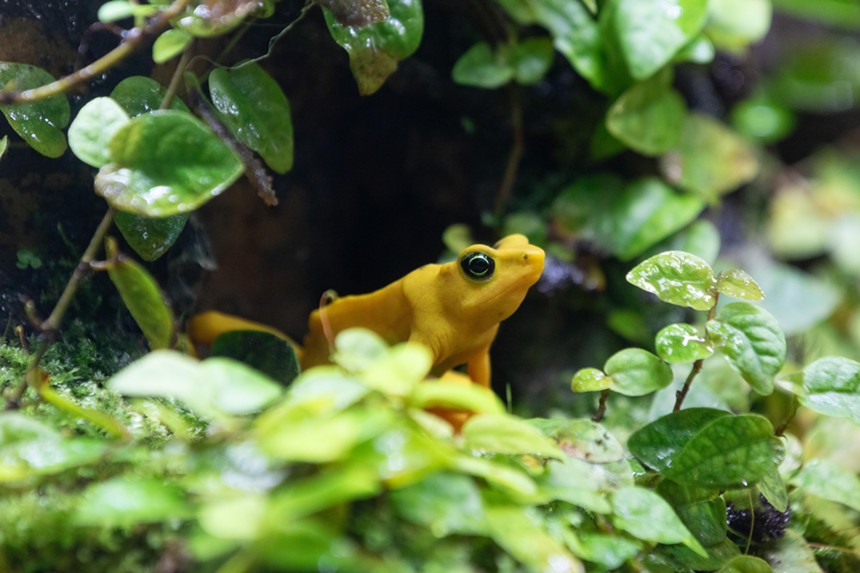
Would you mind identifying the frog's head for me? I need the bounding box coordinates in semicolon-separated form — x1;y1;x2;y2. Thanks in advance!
443;234;545;323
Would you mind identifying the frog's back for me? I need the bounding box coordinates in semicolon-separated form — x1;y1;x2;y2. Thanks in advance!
301;279;413;368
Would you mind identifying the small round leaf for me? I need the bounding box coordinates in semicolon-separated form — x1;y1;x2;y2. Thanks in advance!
605;348;673;396
706;302;786;395
718;269;764;301
655;323;713;363
68;97;130;168
571;367;611;392
95;110;244;216
792;357;860;424
626;251;717;310
0;63;70;158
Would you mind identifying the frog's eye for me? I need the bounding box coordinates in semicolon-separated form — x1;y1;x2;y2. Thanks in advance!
460;252;495;281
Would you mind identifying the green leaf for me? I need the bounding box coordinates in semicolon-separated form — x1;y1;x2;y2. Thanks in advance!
791;357;860;423
791;459;860;512
391;472;487;536
110;76;190;117
361;342;432;397
284;368;370;413
576;532;641;569
763;530;825;573
510;37;554;84
153;28;193;64
209;62;294;173
485;505;585;573
657;481;727;546
108;350;283;419
664;414;779;488
410;380;505;414
718;555;774;573
629;408;730;473
611;486;707;556
113;211;189;262
605;0;709;80
199;495;266;541
462;414;565;459
615;179;706;260
211;330;300;386
0;135;8;161
731;98;795;143
452;42;513;88
605;348;674;396
551;176;704;260
757;464;789;513
571;367;611;392
95;110;244;216
528;0;607;90
717;269;764;301
0;413;107;482
67;97;130;168
332;328;389;372
626;251;717;311
772;0;860;29
706;0;772;53
106;241;174;350
606;72;687;155
530;418;625;463
706;302;786;395
661;113;759;200
97;0;136;22
453;455;538;496
655;323;714;363
0;63;70;157
75;477;190;527
269;465;381;520
177;0;262;37
257;407;395;463
324;0;424;95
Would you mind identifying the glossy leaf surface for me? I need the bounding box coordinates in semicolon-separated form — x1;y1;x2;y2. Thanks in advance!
209;62;294;173
0;63;69;157
95;110;243;216
626;251;717;311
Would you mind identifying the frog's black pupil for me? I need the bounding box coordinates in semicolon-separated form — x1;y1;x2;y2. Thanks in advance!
461;252;495;280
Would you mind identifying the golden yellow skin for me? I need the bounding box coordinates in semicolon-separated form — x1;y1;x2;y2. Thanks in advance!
190;234;545;387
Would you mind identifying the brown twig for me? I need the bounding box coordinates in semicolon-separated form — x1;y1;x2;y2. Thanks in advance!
673;291;720;412
495;84;524;218
592;389;610;422
0;0;191;105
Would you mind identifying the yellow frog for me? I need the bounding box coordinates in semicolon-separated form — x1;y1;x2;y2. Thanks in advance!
190;234;544;387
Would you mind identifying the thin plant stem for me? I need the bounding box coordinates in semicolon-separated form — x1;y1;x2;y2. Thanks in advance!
7;208;115;406
495;84;524;218
673;291;720;412
0;0;191;105
592;389;610;422
160;42;195;111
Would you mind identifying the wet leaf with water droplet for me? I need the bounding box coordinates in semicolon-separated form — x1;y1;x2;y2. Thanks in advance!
571;367;611;392
94;110;243;216
462;414;565;459
663;414;780;488
706;302;786;395
114;211;189;262
656;323;714;363
0;62;70;158
110;76;190;117
718;269;764;301
209;62;294;174
605;348;673;396
629;408;730;473
627;251;717;311
324;0;424;95
318;0;390;27
789;357;860;424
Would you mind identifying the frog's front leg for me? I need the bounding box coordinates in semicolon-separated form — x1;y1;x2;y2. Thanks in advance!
466;349;492;388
